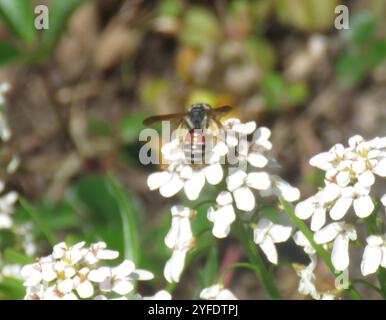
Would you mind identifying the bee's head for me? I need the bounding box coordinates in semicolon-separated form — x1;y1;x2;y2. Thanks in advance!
187;103;212;129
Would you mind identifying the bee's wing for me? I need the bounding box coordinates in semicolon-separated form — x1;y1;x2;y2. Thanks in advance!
210;105;233;120
143;112;187;126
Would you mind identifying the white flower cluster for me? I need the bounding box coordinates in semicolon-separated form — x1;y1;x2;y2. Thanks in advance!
206;121;299;240
163;206;195;283
294;135;386;297
148;119;299;205
293;231;338;300
0;82;31;281
149;117;301;283
21;241;155;300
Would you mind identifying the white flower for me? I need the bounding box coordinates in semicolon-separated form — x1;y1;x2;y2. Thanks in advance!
163;206;195;283
165;206;195;249
295;256;320;300
258;175;300;202
252;218;292;264
293;231;316;255
22;241;153;300
200;284;238;300
329;183;374;220
226;169;272;212
96;260;153;296
164;248;189;283
207;191;236;238
222;118;257;148
84;241;119;265
361;235;386;276
295;191;330;231
314;222;357;271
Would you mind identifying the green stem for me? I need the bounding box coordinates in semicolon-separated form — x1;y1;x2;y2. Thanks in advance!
218;262;260;283
279;198;334;272
279;197;362;300
20;198;57;246
234;222;282;300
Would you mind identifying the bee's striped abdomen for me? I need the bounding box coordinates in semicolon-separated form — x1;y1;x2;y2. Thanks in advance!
184;130;206;165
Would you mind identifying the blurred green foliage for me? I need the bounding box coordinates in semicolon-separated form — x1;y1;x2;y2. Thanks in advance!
336;11;386;87
0;0;83;65
0;0;386;300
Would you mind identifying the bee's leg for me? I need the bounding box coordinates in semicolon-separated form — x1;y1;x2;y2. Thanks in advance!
184;116;194;130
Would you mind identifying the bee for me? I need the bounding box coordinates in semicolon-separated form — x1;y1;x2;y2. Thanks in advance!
143;103;232;165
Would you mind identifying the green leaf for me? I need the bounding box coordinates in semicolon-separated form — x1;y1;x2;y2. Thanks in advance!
0;0;36;44
347;12;378;44
336;41;386;87
119;113;149;144
0;277;25;300
4;249;33;265
107;175;140;264
233;221;282;299
42;0;83;54
20;198;57;246
157;0;183;17
0;40;22;65
199;246;219;287
75;175;120;226
275;0;339;32
261;73;309;110
181;7;221;49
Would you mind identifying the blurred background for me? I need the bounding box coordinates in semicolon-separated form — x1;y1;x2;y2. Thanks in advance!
0;0;386;299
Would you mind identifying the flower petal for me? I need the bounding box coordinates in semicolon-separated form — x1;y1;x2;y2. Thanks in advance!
216;191;233;206
269;224;292;243
226;170;246;192
353;196;374;218
310;207;326;231
233;187;255;211
259;238;278;264
147;171;172;190
295;198;314;220
184;171;205;200
205;163;223;185
247;153;268;168
314;223;342;244
208;205;235;239
309;152;331;170
331;234;350;271
373;159;386;177
357;170;375;187
160;174;184;198
330;197;352;220
361;244;382;276
113;280;134;295
76;281;94;299
246;172;271;190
